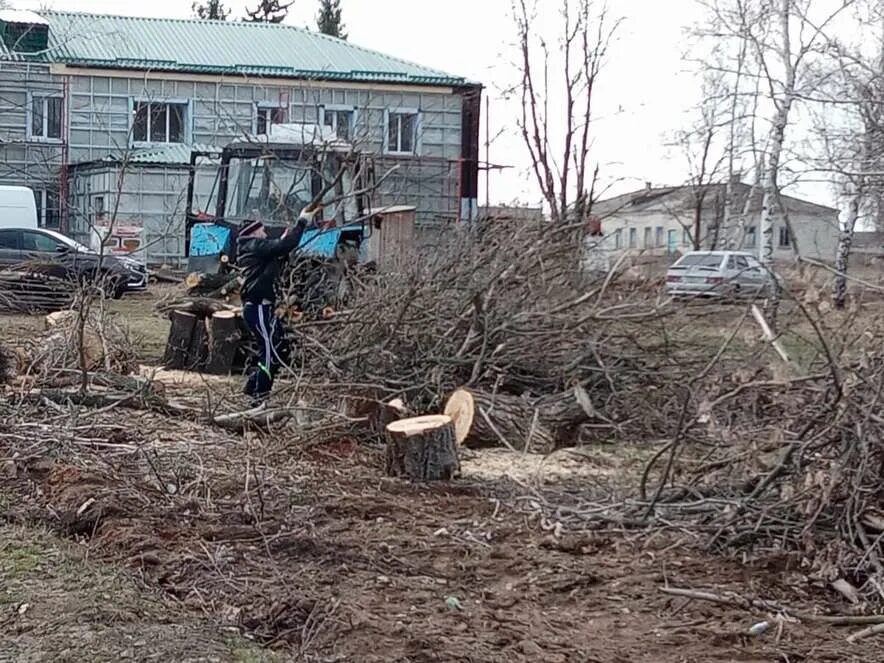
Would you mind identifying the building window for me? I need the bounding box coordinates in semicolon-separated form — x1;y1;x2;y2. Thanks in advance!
132;101;187;143
745;225;757;248
778;225;791;248
628;227;637;248
93;196;106;223
614;228;622;249
655;226;664;248
683;227;691;245
29;94;62;141
643;227;652;248
34;190;60;229
255;103;286;135
322;107;355;141
386;110;418;154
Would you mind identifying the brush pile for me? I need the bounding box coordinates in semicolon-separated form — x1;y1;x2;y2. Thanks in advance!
285;218;682;452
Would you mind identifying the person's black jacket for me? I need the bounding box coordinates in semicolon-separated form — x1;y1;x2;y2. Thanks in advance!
237;219;307;304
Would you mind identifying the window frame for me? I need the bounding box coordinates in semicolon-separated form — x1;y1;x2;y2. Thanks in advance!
643;227;652;249
628;227;637;249
33;189;61;229
253;101;288;135
655;226;664;248
0;229;22;251
129;98;191;145
778;225;791;248
26;91;63;142
320;104;357;142
745;225;758;249
384;108;421;155
21;229;62;253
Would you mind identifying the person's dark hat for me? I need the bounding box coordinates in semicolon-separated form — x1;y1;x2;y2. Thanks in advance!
239;219;264;237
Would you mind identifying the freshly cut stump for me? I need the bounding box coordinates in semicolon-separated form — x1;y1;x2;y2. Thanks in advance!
205;310;241;375
385;415;460;481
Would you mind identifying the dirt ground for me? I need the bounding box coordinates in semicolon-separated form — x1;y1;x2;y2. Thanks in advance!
2;287;884;662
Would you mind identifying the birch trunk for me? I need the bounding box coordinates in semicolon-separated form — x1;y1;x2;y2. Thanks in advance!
833;193;860;310
759;0;795;324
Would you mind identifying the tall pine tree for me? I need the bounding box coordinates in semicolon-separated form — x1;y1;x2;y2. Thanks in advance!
316;0;346;40
193;0;230;20
244;0;294;23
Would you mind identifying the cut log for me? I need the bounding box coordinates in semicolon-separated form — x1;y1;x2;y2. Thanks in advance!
444;389;475;445
445;388;553;452
205;310;242;375
385;415;460;481
186;271;240;297
163;311;197;370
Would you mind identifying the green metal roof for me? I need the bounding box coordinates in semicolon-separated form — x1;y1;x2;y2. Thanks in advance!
70;143;221;168
1;11;469;87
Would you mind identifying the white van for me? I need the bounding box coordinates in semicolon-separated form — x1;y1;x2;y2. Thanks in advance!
0;186;38;230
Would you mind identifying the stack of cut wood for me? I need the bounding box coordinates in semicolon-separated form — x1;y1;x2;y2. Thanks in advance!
0;270;75;312
184;271;243;305
163;308;244;375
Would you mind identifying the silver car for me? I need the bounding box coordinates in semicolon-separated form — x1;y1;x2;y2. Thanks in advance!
665;251;775;298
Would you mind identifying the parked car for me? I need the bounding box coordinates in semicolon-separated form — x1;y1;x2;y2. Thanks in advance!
0;227;147;298
665;250;777;299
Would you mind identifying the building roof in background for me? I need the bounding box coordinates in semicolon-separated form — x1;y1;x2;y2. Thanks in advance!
594;183;839;218
0;10;470;87
70;143;221;168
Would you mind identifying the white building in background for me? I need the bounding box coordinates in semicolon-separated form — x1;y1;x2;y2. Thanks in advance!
592;180;840;263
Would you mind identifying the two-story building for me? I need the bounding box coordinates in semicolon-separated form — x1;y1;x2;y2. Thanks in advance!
0;9;481;264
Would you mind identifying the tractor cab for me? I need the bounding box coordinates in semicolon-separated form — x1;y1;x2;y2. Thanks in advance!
184;123;373;272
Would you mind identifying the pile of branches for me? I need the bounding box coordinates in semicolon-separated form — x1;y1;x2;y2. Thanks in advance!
10;304;138;385
0;262;76;312
284;218;686;450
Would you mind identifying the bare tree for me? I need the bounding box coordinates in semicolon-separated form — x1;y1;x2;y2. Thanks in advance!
810;3;884;308
699;0;856;323
244;0;293;23
512;0;619;223
193;0;231;20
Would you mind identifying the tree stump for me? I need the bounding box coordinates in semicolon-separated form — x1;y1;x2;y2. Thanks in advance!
205;310;242;375
163;311;197;370
186;317;210;371
385;415;460;481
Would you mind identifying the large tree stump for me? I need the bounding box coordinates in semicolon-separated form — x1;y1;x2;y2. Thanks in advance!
385;415;460;481
163;311;197;369
205;310;242;375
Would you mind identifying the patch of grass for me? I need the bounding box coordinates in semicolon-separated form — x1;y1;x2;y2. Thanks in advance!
0;540;44;578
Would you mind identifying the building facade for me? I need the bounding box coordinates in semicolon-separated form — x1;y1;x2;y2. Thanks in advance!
0;10;481;264
592;182;840;263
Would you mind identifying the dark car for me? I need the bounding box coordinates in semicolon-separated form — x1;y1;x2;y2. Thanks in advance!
0;227;147;298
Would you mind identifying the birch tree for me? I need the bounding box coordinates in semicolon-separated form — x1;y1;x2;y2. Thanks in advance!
700;0;856;323
811;4;884;308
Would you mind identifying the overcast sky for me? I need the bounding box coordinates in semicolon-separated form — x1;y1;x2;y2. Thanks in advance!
13;0;768;207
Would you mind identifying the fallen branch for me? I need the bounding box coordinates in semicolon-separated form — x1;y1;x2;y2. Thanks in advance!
660;586;884;626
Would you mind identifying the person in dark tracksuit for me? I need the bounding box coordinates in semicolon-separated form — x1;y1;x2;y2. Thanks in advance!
237;209;318;406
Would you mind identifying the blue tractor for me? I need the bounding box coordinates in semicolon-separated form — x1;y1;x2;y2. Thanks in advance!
184;124;375;275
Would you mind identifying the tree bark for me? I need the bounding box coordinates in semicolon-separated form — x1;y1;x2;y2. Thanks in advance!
163;311;197;370
833;193;861;310
205;310;242;375
385;415;460;481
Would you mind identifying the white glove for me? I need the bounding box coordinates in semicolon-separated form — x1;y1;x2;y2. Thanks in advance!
299;206;321;226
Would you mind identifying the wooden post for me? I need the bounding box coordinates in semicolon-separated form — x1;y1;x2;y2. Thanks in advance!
385;415;460;481
163;311;197;370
